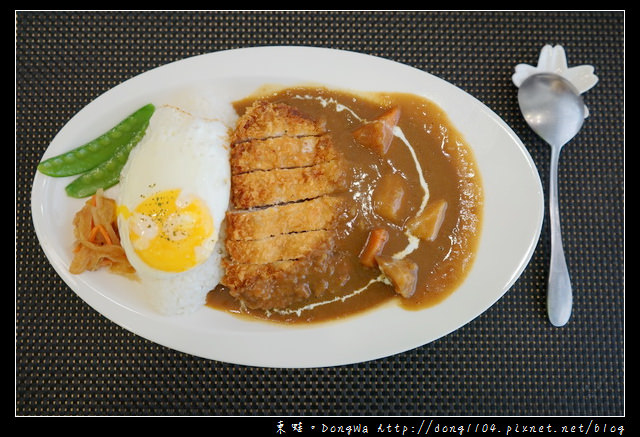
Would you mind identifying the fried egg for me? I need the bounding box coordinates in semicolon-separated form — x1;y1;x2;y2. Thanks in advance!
117;104;231;315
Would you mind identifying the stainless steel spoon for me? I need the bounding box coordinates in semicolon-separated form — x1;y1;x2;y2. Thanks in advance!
517;72;586;327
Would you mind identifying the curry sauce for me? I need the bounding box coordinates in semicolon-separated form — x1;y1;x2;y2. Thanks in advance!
207;86;483;324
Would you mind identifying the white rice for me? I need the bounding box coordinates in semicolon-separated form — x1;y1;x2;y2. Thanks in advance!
141;239;225;316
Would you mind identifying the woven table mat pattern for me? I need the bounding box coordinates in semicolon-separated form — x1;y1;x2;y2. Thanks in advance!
16;11;624;416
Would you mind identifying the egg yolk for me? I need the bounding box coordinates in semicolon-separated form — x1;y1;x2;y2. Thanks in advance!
121;189;214;273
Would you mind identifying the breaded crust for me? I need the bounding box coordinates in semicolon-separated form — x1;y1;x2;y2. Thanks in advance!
222;259;297;289
221;247;340;310
231;134;337;174
226;195;344;241
231;159;346;209
221;260;309;309
231;100;327;144
225;230;334;264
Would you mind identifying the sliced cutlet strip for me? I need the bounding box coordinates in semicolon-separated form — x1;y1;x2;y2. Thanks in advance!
221;260;309;310
221;259;297;289
231;100;327;144
231;159;347;209
231;134;337;175
226;196;344;241
225;230;334;264
222;247;340;310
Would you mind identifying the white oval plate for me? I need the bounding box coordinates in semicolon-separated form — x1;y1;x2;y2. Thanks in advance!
31;46;543;368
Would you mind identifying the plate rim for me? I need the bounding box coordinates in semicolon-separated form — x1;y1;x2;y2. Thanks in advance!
30;46;544;368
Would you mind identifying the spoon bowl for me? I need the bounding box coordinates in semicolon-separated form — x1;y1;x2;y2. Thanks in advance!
517;73;586;327
519;73;586;148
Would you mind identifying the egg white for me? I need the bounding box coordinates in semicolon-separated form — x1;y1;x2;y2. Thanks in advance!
117;104;232;314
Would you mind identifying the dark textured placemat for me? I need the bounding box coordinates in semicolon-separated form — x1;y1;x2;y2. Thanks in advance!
16;10;624;416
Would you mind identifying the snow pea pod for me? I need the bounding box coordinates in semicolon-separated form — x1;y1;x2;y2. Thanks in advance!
64;121;149;198
38;103;155;177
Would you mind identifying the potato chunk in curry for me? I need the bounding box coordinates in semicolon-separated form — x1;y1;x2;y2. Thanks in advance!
376;255;418;298
407;199;448;242
372;173;407;223
352;106;401;156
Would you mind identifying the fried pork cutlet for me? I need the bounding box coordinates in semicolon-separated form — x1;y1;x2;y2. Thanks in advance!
231;159;346;209
222;100;347;310
221;247;351;311
226;196;343;241
231;134;337;175
226;229;334;265
230;100;327;144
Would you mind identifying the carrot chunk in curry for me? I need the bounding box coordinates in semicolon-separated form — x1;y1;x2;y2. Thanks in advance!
359;228;389;268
